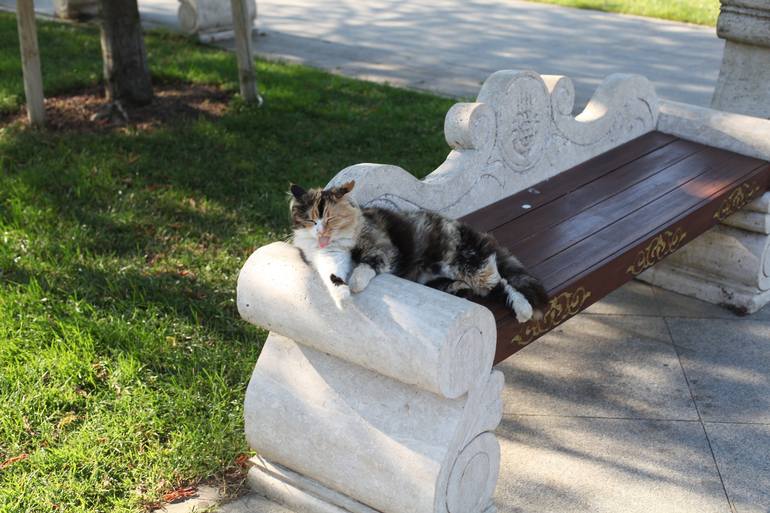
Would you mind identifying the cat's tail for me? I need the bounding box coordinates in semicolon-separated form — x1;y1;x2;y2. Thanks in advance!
495;249;549;322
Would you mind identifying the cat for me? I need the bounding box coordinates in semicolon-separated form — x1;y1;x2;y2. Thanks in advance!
289;181;548;322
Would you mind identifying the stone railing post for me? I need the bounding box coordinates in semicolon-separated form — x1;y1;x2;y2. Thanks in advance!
178;0;257;43
711;0;770;118
53;0;99;19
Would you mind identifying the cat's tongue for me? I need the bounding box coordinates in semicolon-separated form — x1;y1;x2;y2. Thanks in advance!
318;236;331;248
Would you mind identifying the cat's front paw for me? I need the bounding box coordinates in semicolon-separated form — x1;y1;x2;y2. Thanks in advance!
349;265;376;293
331;284;351;306
329;274;351;307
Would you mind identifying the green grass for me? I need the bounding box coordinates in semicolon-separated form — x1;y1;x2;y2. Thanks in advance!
524;0;720;25
0;12;453;513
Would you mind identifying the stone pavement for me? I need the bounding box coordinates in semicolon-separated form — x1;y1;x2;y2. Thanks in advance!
1;0;723;107
244;0;724;108
494;281;770;513
146;0;727;108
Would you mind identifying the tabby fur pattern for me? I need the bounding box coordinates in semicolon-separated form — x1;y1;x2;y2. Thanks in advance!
289;181;548;322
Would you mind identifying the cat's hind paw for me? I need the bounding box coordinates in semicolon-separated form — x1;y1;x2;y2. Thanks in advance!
504;285;534;323
513;300;533;323
349;264;376;293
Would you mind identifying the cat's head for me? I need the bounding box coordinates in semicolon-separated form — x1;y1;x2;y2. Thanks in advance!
289;181;360;249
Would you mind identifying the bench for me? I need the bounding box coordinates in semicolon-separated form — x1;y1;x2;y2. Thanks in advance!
236;71;770;513
463;131;770;363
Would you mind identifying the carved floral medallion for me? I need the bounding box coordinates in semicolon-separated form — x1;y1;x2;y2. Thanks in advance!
714;181;762;222
626;228;688;276
498;75;549;172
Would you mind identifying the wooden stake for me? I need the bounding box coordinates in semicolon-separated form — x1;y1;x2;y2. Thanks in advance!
230;0;261;104
16;0;45;126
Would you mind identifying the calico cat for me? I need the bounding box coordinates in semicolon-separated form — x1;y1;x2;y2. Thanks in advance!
289;181;548;322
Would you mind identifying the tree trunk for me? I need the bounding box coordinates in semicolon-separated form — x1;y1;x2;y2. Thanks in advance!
99;0;152;106
16;0;45;126
230;0;260;103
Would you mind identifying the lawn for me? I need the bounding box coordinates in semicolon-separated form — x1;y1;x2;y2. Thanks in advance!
0;12;453;513
525;0;720;25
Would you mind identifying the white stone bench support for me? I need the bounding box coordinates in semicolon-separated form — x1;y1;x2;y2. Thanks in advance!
639;101;770;313
53;0;99;19
328;70;659;219
239;243;502;513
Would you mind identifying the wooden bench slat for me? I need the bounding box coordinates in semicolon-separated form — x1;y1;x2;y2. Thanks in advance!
461;131;770;364
461;131;678;232
534;154;766;289
507;145;750;268
495;140;708;262
491;162;770;363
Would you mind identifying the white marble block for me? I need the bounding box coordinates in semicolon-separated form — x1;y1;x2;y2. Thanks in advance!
53;0;99;19
328;70;659;218
178;0;257;41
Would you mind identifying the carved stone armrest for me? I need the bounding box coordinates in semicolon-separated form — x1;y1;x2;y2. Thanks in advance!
237;242;496;399
238;242;503;513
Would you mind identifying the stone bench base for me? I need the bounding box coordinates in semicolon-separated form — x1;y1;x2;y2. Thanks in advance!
640;203;770;315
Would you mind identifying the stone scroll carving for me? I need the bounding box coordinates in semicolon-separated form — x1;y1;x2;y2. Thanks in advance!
328;70;659;219
239;243;503;513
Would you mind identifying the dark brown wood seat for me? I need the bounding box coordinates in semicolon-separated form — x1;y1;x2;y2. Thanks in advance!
461;131;770;364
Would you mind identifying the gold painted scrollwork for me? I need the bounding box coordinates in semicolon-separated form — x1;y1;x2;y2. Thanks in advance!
512;287;592;346
626;228;688;276
714;181;761;222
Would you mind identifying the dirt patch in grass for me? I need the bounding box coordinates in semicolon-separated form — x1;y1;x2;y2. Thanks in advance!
1;83;232;132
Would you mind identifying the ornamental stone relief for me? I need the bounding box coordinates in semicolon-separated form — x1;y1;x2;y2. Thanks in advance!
498;74;550;172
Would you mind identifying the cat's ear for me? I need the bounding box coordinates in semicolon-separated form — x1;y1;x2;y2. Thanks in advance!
290;183;307;199
333;180;355;198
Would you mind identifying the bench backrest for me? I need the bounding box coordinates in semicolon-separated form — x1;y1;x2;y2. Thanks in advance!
328;70;660;218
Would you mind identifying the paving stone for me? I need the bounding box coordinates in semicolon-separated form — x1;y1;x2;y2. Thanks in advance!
495;416;730;513
155;485;221;513
748;300;770;321
498;315;696;420
652;287;744;320
666;318;770;423
250;0;722;107
583;281;659;316
703;422;770;513
217;493;295;513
